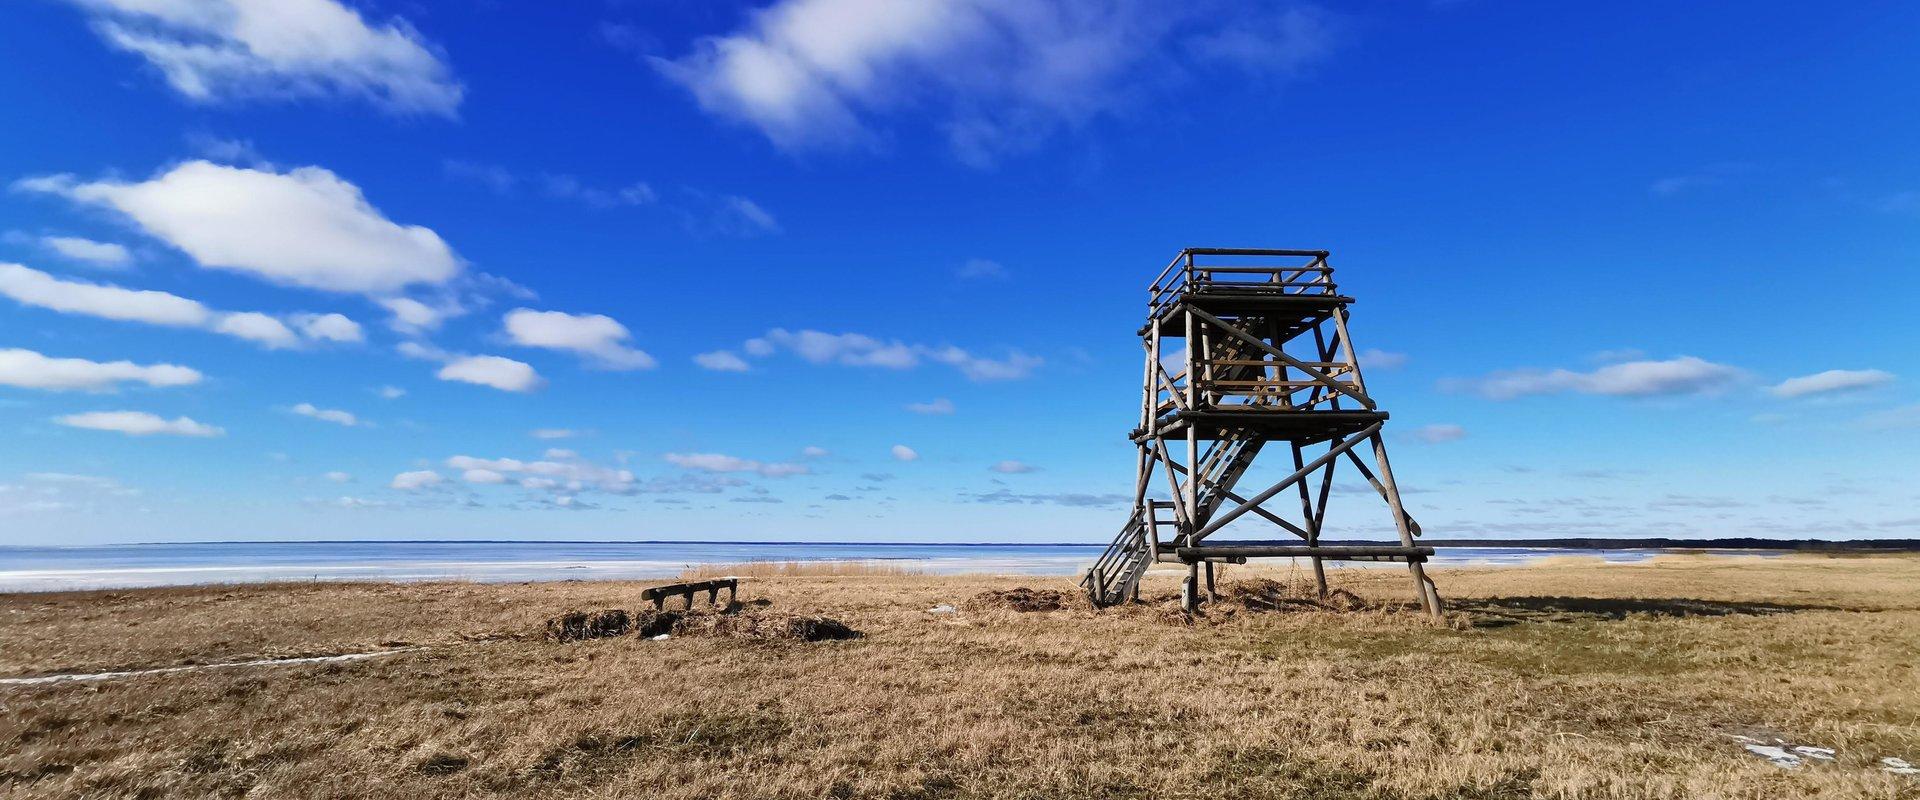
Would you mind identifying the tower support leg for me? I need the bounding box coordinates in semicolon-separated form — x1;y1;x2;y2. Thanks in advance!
1204;560;1217;600
1181;562;1200;613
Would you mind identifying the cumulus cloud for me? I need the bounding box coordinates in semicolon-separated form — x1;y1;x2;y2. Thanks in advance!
20;161;460;294
443;452;643;496
0;348;201;392
1449;356;1743;400
292;312;364;343
530;428;577;440
389;469;444;490
64;0;463;116
1769;369;1894;399
212;311;300;348
503;309;655;370
653;0;1338;165
56;410;223;437
461;468;508;485
664;452;810;478
906;398;955;415
437;355;543;392
0;263;361;349
801;445;829;458
988;459;1038;474
290;402;361;427
376;385;406;399
891;444;919;461
733;328;1041;380
1410;423;1466;444
324;471;352;483
376;296;455;334
41;235;132;267
694;350;751;372
0;262;209;326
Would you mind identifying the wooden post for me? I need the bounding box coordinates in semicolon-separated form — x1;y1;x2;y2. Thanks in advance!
1369;432;1437;618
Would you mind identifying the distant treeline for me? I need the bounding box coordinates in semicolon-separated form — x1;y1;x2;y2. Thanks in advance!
1417;538;1920;552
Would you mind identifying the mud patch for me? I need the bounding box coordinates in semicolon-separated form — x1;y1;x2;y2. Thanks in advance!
969;588;1070;612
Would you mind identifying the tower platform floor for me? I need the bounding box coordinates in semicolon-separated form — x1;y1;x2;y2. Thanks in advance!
1131;409;1387;444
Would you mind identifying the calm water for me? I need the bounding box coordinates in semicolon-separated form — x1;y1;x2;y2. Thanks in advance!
0;540;1740;592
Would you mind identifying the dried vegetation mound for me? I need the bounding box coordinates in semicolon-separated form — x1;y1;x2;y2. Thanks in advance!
681;612;861;642
968;588;1071;612
1221;579;1373;613
544;609;632;642
542;607;859;643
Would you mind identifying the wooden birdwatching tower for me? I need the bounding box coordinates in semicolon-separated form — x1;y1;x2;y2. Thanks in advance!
1081;248;1441;616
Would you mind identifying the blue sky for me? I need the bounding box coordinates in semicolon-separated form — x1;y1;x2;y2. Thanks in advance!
1;0;1916;545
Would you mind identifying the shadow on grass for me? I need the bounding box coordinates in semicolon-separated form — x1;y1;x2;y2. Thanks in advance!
1452;596;1846;628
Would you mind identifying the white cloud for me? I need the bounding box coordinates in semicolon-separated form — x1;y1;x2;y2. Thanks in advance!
1410;423;1466;444
442;452;641;495
292;312;363;343
737;328;1041;380
801;445;829;458
891;444;919;461
926;345;1042;381
22;161;460;294
324;470;352;483
957;258;1007;279
664;452;810;478
531;428;577;440
0;348;201;392
376;385;406;399
0;262;209;327
694;350;752;372
1769;369;1894;399
212;311;300;348
1357;348;1408;369
66;0;463;116
461;468;508;485
389;469;443;490
503;308;655;370
377;296;454;334
42;235;133;268
907;397;955;415
437;355;543;393
290;402;360;427
1455;356;1744;400
56;410;223;437
989;459;1038;473
654;0;1337;165
0;263;358;349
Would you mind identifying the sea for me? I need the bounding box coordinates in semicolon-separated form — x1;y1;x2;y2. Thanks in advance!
0;540;1759;593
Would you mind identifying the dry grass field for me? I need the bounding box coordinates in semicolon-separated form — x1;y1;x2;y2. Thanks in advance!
3;555;1918;799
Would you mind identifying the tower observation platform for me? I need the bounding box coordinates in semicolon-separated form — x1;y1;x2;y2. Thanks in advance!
1081;248;1442;615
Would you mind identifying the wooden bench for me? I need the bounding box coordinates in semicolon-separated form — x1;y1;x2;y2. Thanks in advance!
641;578;739;611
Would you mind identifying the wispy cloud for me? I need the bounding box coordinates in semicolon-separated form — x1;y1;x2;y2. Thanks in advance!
56;410;223;437
652;0;1340;166
60;0;462;116
1444;356;1743;400
715;328;1041;381
1769;369;1893;399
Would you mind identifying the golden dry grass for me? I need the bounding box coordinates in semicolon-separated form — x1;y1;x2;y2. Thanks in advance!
3;556;1918;799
